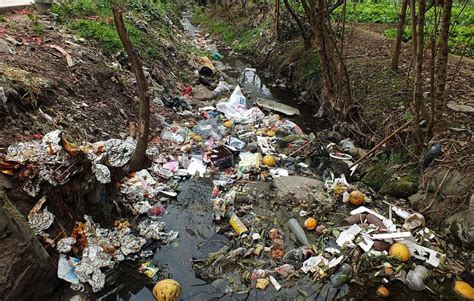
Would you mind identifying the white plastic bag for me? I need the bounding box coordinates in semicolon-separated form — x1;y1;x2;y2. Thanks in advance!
228;85;246;106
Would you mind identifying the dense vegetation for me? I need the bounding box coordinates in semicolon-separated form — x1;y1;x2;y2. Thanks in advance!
50;0;184;57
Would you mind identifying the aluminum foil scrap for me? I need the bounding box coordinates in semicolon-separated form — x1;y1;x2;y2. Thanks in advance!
28;207;54;235
119;234;146;256
103;138;136;167
57;237;77;253
130;200;152;215
93;163;111;184
138;219;179;243
6;130;63;164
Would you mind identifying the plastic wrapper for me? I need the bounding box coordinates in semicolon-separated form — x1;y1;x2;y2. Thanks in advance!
131;200;152;215
147;204;167;219
120;234;146;256
228;85;246;105
187;158;207;177
119;169;160;202
238;152;261;169
193;118;226;140
213;80;231;96
216;102;264;124
57;237;77;253
138;219;179;243
28;207;54;235
161;130;185;144
58;255;80;284
229;137;245;150
93;164;111;184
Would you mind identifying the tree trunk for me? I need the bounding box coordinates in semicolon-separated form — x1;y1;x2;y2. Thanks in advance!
113;4;150;172
412;0;426;142
274;0;281;40
302;0;353;118
409;0;417;63
283;0;312;49
433;0;452;135
0;189;58;300
391;0;408;70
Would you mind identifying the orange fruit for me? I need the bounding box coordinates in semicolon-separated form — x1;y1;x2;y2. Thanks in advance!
389;242;411;262
349;190;365;206
223;120;233;128
454;281;474;300
377;285;390;298
152;279;181;301
304;217;317;230
262;155;276;167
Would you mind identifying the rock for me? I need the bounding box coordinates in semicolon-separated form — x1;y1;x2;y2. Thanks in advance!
0;38;13;53
380;178;418;199
444;208;474;249
242;181;271;196
0;174;12;189
408;191;433;210
192;85;214;101
272;176;325;202
0;189;58;299
362;163;389;190
425;169;472;196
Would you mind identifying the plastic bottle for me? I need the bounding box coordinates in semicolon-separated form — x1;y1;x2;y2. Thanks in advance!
330;263;353;288
288;218;310;246
212;199;223;224
228;211;249;235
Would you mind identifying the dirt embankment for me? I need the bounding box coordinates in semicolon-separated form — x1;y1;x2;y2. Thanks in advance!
0;7;196;298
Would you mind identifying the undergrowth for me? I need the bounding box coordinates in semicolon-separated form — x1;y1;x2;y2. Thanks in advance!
50;0;183;58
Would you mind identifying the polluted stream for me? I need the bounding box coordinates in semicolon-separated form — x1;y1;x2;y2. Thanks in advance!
56;13;459;301
106;14;325;301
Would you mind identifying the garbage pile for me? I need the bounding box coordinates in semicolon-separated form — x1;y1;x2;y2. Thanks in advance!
151;80;460;296
0;130;179;293
162;77;471;296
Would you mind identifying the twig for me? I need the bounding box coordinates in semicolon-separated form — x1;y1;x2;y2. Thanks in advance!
349;119;412;168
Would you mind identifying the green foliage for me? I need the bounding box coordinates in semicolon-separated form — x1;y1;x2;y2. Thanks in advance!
50;0;181;58
333;2;474;56
27;13;45;35
50;0;110;20
68;18;158;57
0;16;7;23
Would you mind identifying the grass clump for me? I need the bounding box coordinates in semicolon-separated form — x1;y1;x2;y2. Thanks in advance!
51;0;181;58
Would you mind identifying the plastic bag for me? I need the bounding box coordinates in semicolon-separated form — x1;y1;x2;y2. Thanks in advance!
228;85;246;106
213;81;231;96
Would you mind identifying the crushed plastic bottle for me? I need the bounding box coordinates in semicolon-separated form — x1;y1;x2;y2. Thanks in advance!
288;218;310;246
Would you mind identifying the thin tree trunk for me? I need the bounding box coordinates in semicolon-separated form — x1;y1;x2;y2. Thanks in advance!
409;0;417;64
303;0;353;118
274;0;281;40
412;0;426;142
433;0;452;135
391;0;408;70
283;0;312;49
113;4;150;172
428;27;437;134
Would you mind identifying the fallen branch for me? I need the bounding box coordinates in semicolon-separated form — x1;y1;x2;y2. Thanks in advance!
349;119;412;168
